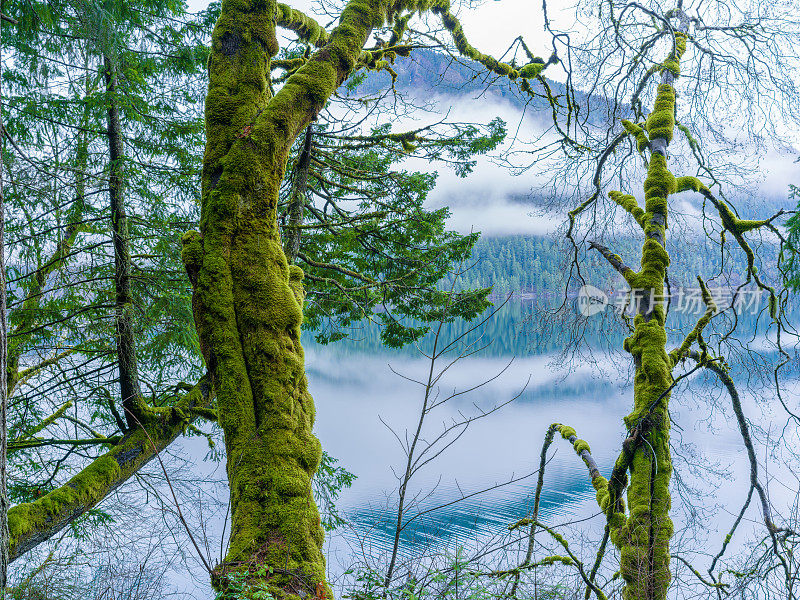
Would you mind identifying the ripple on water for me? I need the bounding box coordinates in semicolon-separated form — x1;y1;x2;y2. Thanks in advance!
339;469;601;559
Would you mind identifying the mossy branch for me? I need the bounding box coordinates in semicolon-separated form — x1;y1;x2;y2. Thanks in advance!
622;119;649;152
188;406;218;421
688;351;796;600
485;554;574;577
509;422;558;596
12;350;74;394
550;424;630;554
708;486;753;580
674;175;707;194
272;57;307;73
13;400;74;443
509;424;622;598
709;191;784;235
672;555;729;589
430;1;556;81
523;425;628;567
660;31;687;77
8;377;213;561
552;423;600;478
589;241;638;285
668;275;716;366
700;188;783;318
609;190;647;229
687;353;781;536
8;436;122;451
523;520;609;600
61;415;108;441
276;3;329;46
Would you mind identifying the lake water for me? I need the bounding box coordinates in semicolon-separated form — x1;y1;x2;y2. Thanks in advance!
303;299;800;597
83;298;798;599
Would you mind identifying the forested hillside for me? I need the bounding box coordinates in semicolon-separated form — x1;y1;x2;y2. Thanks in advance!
459;234;779;296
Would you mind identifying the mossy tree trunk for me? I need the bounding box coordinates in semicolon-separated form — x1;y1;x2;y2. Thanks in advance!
186;0;329;595
600;19;689;600
185;0;559;596
185;0;407;594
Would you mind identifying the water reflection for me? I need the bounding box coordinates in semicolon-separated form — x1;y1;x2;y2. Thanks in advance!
307;299;799;583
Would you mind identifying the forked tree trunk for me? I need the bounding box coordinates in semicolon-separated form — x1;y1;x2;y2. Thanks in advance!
189;0;557;596
186;1;328;596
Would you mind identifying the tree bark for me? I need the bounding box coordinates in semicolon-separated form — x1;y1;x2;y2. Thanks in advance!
285;125;313;264
104;54;144;428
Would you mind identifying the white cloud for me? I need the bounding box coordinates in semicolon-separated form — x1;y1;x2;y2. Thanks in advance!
440;197;560;236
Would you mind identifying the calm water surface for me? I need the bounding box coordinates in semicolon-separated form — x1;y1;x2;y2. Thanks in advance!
307;300;800;586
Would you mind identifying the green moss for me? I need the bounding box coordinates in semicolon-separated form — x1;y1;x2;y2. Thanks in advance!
276;3;329;46
644;154;676;201
22;400;73;439
200;0;554;595
646;84;676;143
200;0;342;595
6;379;212;560
674;175;707;194
713;196;773;235
609;191;647;229
676;122;701;151
573;439;591;455
622;119;650;152
539;555;574;567
430;0;550;80
661;32;687;76
558;425;576;440
518;61;545;79
181;231;204;270
9;456;121;548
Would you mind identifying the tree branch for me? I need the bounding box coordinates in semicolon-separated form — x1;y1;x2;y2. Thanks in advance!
8;377;213;561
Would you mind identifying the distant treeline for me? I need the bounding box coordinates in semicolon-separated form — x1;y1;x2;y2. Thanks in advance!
458;234;779;297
